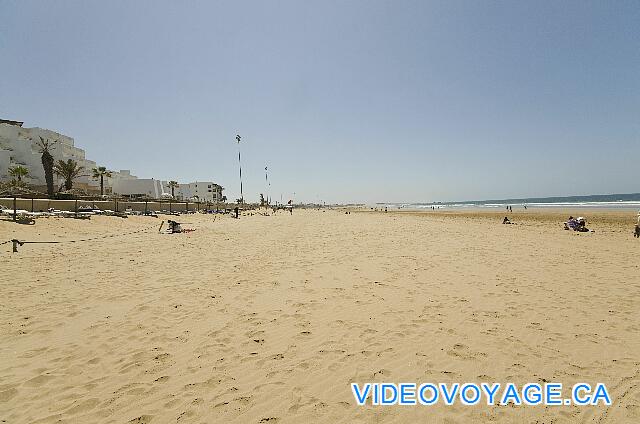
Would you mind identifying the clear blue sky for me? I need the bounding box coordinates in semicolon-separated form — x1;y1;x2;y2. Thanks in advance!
1;1;638;203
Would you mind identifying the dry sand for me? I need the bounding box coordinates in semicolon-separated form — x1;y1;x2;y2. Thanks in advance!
1;208;639;423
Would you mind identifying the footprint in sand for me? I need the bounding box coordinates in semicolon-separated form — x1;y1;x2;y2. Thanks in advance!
23;373;55;387
128;415;153;423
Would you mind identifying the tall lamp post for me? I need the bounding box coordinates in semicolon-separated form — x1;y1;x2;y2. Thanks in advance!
265;165;269;207
236;134;243;204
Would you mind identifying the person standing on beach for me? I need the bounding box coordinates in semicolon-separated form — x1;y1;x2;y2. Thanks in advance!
635;211;640;238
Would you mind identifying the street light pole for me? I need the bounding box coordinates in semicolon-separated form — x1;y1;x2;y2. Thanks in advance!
236;134;243;204
265;165;269;207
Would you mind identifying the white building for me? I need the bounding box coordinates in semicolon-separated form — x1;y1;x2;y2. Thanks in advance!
110;179;224;201
1;119;225;201
173;182;224;202
0;119;128;193
111;177;169;198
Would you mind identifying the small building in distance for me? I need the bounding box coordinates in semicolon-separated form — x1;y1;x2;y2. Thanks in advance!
173;182;224;203
110;177;224;202
111;175;169;199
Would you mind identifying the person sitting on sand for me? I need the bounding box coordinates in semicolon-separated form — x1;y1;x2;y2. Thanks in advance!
575;217;589;232
503;216;512;224
565;216;590;232
167;220;182;233
565;216;578;231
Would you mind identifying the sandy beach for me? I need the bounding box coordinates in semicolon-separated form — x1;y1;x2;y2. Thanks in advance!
1;208;639;423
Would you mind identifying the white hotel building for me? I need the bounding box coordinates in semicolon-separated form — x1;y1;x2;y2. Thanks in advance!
173;182;224;203
111;178;224;203
0;120;224;201
0;119;104;192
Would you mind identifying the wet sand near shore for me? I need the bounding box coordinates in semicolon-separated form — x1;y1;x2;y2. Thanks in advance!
1;209;639;423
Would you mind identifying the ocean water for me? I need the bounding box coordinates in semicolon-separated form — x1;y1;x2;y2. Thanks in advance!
379;193;640;210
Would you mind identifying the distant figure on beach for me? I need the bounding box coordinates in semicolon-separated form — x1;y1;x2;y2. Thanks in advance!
385;207;388;213
167;220;182;233
635;211;640;238
503;216;512;224
565;216;590;232
234;206;239;219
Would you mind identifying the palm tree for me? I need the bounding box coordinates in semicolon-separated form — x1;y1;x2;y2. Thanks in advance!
168;180;179;198
35;137;57;196
92;166;112;196
54;159;85;191
8;165;29;182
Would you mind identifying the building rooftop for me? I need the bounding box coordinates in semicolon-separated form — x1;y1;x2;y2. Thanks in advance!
0;119;24;127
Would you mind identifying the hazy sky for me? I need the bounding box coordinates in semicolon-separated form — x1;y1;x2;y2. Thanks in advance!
1;1;638;203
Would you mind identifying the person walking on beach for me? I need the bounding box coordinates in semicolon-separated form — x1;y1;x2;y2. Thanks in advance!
635;211;640;238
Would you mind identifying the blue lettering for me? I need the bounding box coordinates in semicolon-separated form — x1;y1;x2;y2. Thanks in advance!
399;383;416;405
351;383;371;406
373;383;380;405
572;383;591;405
591;383;612;405
523;384;542;405
481;383;500;405
418;383;439;405
440;383;460;405
545;383;563;405
501;383;522;405
460;383;481;405
381;384;398;405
